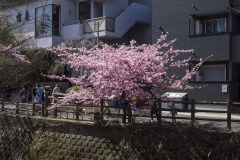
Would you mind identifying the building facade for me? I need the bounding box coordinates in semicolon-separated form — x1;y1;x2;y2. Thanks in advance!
152;0;240;101
3;0;240;102
0;0;151;47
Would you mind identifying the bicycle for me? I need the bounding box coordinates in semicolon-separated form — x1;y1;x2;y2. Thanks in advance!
131;106;151;123
77;99;98;121
130;98;152;122
78;106;95;121
101;107;121;126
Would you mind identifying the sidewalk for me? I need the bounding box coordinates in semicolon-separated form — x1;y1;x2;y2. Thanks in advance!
162;106;240;131
162;111;240;120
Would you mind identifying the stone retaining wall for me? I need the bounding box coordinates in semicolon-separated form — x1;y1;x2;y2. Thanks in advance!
0;113;125;160
0;113;240;160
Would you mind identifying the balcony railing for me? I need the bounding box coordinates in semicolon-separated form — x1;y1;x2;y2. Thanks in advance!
83;17;115;34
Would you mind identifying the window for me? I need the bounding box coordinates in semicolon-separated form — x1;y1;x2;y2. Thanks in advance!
35;4;60;37
191;16;228;35
79;1;91;23
52;5;60;36
194;64;226;81
205;18;226;33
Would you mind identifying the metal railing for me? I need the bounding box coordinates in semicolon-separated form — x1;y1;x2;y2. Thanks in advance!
83;17;115;33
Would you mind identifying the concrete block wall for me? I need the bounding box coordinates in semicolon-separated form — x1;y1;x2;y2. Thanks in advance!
1;114;239;159
0;128;32;160
0;114;123;160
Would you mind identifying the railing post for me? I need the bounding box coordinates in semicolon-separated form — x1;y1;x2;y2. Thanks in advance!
127;105;132;123
16;102;19;114
191;99;195;126
227;100;232;130
100;99;104;122
45;94;49;117
105;17;107;31
157;98;162;126
76;104;79;120
1;101;4;112
54;106;57;118
96;21;99;45
122;106;126;124
41;103;44;117
32;103;35;116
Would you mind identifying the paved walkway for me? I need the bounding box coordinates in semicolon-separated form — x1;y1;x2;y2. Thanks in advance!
161;105;240;131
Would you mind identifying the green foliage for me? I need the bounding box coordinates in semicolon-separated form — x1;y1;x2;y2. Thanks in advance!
27;131;62;160
0;17;16;45
121;125;240;160
0;49;70;88
65;86;83;93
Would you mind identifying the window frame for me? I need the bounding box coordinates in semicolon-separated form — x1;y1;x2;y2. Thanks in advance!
189;14;229;36
35;4;61;38
189;61;228;82
205;18;227;34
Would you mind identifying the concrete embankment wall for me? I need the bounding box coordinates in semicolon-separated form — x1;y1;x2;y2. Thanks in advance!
0;114;125;160
0;113;240;160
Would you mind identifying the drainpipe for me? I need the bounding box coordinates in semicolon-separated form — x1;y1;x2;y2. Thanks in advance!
91;1;94;18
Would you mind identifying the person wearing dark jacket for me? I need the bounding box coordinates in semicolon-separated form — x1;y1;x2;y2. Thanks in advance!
3;85;11;101
19;86;27;103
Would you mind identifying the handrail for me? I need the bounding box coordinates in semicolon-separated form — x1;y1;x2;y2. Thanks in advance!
1;97;240;130
83;16;114;22
83;16;115;33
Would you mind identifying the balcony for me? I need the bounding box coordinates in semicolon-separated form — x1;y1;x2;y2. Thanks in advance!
83;17;115;38
62;3;150;40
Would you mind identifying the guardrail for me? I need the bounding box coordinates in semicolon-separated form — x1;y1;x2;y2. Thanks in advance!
1;96;240;130
159;100;240;130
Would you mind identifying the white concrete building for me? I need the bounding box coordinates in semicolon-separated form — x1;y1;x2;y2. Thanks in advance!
0;0;151;47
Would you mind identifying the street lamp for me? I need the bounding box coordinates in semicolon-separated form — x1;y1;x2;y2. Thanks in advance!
96;21;99;45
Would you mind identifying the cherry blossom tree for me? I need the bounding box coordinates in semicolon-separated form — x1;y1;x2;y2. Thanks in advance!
0;44;28;63
48;35;203;103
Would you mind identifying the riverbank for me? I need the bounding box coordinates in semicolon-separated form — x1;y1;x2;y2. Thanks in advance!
0;113;239;160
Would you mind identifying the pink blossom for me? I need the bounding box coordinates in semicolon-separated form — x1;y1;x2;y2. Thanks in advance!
0;44;29;63
47;35;203;103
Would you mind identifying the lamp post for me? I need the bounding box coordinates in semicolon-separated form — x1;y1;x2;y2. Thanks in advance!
96;21;99;45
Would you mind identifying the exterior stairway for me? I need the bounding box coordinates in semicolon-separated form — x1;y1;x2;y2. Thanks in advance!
83;3;150;39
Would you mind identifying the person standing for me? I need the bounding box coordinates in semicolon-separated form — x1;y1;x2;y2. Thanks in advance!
27;85;32;103
36;84;44;104
120;91;127;123
4;85;11;101
19;86;27;103
52;84;60;96
32;84;38;102
120;91;131;123
168;101;177;124
150;94;159;122
52;84;60;103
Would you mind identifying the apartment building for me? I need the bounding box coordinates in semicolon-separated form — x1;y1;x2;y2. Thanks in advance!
3;0;238;102
0;0;151;47
152;0;240;102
